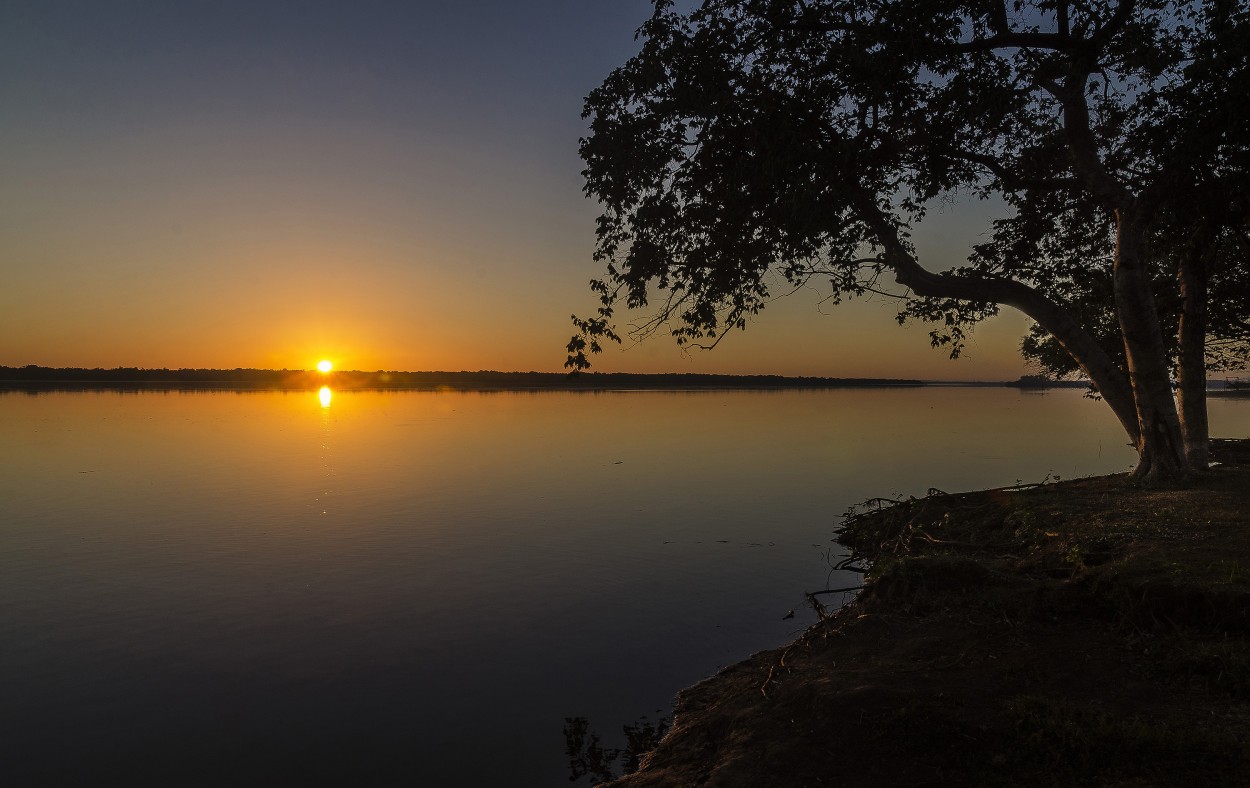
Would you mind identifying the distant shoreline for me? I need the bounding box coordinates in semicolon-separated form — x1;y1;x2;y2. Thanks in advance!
0;368;923;392
0;366;1087;392
3;367;1242;393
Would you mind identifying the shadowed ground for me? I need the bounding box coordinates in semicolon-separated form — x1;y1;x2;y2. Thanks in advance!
609;439;1250;787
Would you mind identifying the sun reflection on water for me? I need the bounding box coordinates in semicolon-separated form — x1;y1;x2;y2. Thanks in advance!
318;386;333;408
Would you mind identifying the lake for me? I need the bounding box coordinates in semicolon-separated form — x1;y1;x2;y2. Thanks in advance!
2;387;1245;784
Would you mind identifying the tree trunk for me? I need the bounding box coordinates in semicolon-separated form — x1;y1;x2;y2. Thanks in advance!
1113;213;1187;479
1177;242;1210;470
1051;78;1187;477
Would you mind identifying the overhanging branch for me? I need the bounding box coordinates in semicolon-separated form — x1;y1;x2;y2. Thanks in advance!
936;147;1081;192
848;186;1142;445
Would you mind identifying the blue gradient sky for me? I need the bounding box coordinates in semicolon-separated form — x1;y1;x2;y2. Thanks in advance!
1;1;1032;378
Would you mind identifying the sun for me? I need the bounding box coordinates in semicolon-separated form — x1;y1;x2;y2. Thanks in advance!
316;360;333;373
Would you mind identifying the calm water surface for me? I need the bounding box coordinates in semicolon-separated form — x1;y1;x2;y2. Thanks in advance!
3;388;1245;784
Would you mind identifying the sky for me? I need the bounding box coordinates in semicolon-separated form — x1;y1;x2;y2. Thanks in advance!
0;0;1036;379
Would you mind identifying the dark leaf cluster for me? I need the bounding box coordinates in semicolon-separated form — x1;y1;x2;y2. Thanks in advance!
570;0;1248;375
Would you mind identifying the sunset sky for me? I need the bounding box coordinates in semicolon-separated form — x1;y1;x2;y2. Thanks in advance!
1;0;1035;379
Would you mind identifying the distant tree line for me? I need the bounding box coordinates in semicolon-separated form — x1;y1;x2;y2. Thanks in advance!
0;366;925;391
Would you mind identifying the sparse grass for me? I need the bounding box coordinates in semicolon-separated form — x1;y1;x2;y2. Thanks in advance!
998;695;1250;784
1153;634;1250;699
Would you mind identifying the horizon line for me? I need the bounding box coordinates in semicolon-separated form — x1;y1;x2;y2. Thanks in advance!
0;365;1092;387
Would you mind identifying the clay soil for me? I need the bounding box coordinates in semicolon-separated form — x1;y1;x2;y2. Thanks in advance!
608;439;1250;787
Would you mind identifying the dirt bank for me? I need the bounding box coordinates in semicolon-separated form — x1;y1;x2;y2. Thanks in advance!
607;440;1250;787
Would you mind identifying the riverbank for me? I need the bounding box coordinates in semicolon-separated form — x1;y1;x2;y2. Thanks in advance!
609;439;1250;786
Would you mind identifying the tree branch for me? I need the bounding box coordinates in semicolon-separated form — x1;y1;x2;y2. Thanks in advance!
937;146;1081;192
1089;0;1138;49
1053;76;1135;211
848;186;1142;445
951;31;1072;54
952;0;1074;54
989;0;1010;35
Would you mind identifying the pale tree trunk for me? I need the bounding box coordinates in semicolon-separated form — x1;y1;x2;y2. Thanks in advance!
1053;77;1190;479
1177;243;1209;470
1113;213;1187;479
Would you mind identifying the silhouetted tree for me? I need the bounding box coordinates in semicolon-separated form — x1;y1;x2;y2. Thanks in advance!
569;0;1249;479
948;4;1250;468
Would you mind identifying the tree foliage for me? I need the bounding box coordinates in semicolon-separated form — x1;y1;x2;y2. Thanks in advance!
570;0;1249;478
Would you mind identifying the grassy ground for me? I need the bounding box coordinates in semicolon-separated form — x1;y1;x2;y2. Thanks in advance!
608;439;1250;787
